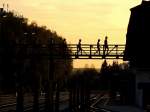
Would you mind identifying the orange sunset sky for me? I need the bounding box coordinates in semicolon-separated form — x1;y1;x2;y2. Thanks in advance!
0;0;141;68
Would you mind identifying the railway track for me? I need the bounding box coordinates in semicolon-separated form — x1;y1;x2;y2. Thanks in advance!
90;92;115;112
0;93;69;112
0;95;45;112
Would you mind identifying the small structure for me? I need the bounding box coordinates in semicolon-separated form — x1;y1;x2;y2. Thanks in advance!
124;0;150;109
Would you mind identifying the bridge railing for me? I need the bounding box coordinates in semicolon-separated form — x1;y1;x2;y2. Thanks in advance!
67;44;125;59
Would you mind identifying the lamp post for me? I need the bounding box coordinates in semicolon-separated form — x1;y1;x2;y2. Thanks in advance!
16;32;28;112
0;8;8;88
16;32;37;112
30;32;40;112
44;37;54;112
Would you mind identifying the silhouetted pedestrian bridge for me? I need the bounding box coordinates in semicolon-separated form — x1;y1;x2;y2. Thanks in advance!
12;44;125;59
50;44;125;59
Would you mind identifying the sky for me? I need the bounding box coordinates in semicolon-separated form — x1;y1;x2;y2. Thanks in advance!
0;0;141;68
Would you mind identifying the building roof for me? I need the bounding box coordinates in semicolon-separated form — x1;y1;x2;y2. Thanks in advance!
131;1;150;11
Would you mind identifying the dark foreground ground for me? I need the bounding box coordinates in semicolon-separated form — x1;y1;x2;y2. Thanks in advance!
0;91;145;112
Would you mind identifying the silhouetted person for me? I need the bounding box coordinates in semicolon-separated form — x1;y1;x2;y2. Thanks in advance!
63;38;67;49
62;38;67;57
104;36;109;55
95;39;101;55
77;39;82;55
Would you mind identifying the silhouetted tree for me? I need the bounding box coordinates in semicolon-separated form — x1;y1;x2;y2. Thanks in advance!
0;9;73;112
99;60;133;105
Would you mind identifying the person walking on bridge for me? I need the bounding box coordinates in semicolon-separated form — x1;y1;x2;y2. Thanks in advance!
77;39;82;55
104;36;109;55
95;39;101;55
62;38;67;57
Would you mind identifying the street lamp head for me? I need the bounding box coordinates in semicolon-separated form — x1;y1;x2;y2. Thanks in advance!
24;32;28;35
31;32;36;35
